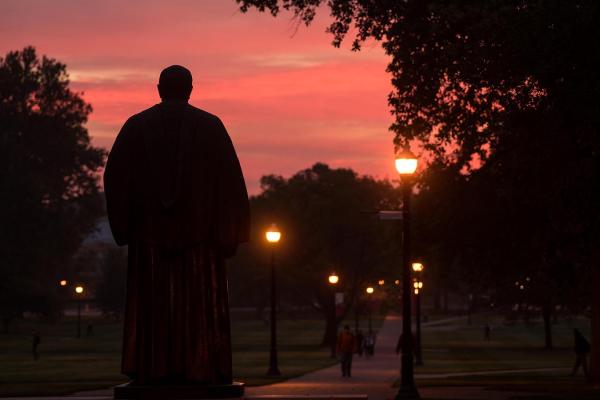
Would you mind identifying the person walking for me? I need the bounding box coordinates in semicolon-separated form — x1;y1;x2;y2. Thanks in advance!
337;325;357;377
32;330;40;361
484;324;491;341
570;329;591;379
364;331;376;358
87;322;94;337
355;330;364;357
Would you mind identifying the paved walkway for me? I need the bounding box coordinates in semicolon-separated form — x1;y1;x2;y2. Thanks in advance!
244;314;535;400
3;314;564;400
245;315;403;400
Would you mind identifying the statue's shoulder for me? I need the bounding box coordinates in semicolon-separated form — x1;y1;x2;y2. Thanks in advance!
125;104;162;128
185;104;224;128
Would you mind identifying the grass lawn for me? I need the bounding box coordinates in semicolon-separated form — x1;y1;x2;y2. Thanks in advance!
0;310;385;397
396;313;598;399
415;313;590;374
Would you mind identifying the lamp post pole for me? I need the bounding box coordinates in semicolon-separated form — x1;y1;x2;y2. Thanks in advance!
395;149;420;399
415;284;423;366
75;285;84;338
412;263;424;366
366;287;374;334
266;224;281;376
267;248;280;375
328;273;339;359
331;287;336;358
77;298;81;338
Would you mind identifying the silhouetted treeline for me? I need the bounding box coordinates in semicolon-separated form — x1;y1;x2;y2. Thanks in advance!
0;47;106;329
228;163;403;345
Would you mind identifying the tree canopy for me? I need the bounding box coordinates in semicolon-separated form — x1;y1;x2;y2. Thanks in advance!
0;46;106;326
237;1;599;164
236;0;600;365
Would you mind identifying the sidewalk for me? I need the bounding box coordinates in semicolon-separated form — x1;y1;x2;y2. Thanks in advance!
244;315;533;400
244;315;403;400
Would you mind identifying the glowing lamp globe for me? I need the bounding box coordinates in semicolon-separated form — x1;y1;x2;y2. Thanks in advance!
59;280;68;286
412;262;424;272
265;224;281;243
366;287;374;294
75;286;84;294
395;149;418;175
328;273;339;285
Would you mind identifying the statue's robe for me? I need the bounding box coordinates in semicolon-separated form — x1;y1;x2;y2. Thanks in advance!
104;100;250;384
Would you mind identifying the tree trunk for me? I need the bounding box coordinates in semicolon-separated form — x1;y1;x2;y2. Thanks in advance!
542;303;553;350
321;311;338;346
590;242;600;382
442;288;449;313
434;289;441;310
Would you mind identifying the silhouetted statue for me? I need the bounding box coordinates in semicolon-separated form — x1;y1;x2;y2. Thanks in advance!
104;65;250;389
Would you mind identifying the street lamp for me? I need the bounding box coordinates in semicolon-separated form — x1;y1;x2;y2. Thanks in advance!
74;285;84;338
328;273;339;285
265;224;281;376
395;148;420;399
412;263;424;366
328;272;339;358
59;280;68;287
365;286;374;334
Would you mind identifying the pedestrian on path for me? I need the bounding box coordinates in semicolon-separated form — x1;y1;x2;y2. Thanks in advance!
32;330;40;361
337;325;357;377
87;322;94;337
364;331;376;357
355;330;364;356
570;329;590;379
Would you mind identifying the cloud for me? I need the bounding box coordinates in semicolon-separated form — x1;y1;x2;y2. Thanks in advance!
1;0;396;195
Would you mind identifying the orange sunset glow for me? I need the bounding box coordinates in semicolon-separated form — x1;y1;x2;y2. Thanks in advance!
0;0;397;194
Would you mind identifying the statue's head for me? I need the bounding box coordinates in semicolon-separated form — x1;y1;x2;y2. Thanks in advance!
158;65;193;101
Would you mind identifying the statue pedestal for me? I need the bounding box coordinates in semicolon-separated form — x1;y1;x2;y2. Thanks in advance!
114;381;244;399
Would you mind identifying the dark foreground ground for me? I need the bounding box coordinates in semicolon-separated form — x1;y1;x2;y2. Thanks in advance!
0;309;596;399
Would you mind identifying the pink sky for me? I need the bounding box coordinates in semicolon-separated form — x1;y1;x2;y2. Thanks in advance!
1;0;397;194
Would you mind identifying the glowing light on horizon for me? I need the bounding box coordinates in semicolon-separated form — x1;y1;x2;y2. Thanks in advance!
266;224;281;243
328;273;339;285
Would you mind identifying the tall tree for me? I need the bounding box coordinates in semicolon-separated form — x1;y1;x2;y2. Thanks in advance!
228;163;402;345
95;247;127;320
237;0;600;376
0;47;105;329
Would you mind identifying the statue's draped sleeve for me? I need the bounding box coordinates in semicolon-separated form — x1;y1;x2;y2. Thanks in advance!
214;118;250;256
104;119;134;246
